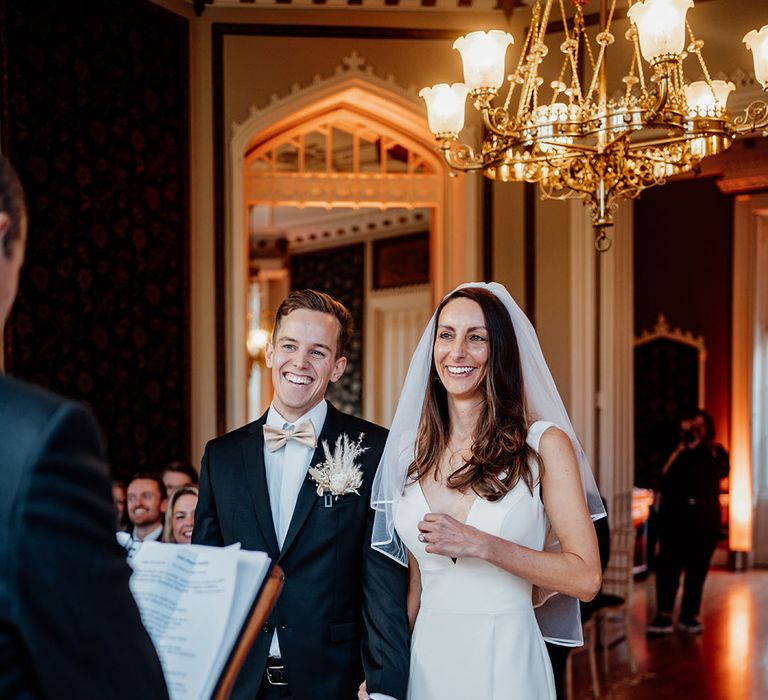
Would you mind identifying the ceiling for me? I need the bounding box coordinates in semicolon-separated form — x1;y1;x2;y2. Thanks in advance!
185;0;510;13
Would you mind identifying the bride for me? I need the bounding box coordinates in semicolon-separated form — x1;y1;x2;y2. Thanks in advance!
366;283;606;700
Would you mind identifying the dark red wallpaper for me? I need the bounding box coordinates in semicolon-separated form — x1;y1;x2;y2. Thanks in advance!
1;0;190;480
633;177;732;483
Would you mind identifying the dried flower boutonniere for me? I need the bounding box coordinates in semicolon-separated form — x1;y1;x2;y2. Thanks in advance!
308;432;367;500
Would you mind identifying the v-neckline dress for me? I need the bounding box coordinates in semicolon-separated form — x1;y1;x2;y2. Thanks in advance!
393;421;557;700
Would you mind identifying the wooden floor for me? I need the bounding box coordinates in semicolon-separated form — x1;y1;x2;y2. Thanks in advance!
570;566;768;699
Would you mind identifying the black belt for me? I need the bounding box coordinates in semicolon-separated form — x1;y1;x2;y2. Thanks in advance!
266;657;288;686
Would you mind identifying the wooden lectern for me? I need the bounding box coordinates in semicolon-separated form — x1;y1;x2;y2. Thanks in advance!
213;564;285;700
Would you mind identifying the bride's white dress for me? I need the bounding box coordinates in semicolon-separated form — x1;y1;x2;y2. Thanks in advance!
394;421;557;700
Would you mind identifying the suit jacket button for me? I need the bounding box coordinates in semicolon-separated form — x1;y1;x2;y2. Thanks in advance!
263;622;274;634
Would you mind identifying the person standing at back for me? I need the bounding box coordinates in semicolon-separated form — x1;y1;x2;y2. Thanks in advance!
0;154;168;698
193;290;409;700
647;409;729;635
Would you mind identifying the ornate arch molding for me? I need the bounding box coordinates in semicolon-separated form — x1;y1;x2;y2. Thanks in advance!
225;52;470;430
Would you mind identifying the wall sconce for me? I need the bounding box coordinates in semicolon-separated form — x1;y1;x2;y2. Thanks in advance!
247;327;270;364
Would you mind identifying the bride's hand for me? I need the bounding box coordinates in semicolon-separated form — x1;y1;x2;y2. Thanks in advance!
418;513;484;558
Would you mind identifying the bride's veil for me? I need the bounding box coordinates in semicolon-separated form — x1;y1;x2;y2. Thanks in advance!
370;281;606;647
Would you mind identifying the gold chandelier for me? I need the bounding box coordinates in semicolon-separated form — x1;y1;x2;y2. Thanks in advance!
420;0;768;250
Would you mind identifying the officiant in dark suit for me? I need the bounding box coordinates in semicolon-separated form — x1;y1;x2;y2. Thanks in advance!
193;290;409;700
0;155;168;699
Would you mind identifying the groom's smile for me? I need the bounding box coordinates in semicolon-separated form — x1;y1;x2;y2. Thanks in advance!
284;372;313;385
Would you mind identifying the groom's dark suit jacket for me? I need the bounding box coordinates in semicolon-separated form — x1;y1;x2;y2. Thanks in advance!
0;375;168;700
193;402;409;700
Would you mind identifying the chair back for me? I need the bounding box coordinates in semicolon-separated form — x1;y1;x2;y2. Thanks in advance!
601;524;637;603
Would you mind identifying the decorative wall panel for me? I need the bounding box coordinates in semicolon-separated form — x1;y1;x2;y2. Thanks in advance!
1;0;189;480
290;243;364;415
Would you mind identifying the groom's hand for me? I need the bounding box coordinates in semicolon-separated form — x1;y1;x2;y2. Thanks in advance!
418;513;484;558
359;680;398;700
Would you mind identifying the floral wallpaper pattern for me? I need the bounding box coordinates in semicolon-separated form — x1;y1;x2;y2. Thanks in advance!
1;0;189;480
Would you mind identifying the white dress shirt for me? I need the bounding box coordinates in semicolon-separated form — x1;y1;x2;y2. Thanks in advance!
130;524;162;543
264;400;327;658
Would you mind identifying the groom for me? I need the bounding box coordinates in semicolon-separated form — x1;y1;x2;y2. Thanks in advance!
193;290;409;700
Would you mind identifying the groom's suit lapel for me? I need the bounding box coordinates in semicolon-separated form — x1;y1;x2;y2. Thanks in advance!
242;413;280;560
277;403;344;563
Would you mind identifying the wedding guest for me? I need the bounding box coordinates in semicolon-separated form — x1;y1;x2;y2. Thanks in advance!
127;473;167;543
112;479;129;531
161;460;198;495
194;289;409;700
368;283;604;700
163;485;199;544
0;154;168;698
647;409;729;635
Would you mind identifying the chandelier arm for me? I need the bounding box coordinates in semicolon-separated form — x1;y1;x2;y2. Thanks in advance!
730;100;768;135
626;134;701;151
598;129;634;155
516;146;600;166
539;142;599;156
645;70;671;122
481;106;524;138
439;140;485;171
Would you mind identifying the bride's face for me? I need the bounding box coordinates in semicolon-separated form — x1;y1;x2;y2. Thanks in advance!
433;297;489;402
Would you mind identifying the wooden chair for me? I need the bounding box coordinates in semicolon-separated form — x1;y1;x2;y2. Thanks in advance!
565;615;601;699
213;564;285;700
596;525;638;676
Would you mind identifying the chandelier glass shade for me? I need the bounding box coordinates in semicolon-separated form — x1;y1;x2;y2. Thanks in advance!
421;0;768;249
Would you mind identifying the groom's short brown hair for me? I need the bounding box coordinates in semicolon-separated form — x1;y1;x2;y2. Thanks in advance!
273;289;354;358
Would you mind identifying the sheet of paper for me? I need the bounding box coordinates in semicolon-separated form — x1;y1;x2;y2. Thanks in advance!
200;549;273;700
129;542;270;700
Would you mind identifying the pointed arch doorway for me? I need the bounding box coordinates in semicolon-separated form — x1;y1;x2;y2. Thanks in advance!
226;58;479;430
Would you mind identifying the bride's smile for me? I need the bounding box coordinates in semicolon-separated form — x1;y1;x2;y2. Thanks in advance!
433;297;489;402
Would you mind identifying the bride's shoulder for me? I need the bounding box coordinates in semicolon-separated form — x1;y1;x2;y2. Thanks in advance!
525;420;564;449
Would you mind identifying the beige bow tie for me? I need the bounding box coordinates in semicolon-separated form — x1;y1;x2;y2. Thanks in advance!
263;421;317;452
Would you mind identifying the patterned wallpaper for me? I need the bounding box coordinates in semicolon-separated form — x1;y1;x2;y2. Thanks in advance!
290;243;365;416
1;0;189;480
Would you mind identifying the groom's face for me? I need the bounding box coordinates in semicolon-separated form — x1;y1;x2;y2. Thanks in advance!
266;308;347;422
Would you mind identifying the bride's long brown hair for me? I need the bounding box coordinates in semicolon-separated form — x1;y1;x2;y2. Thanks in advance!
407;287;541;500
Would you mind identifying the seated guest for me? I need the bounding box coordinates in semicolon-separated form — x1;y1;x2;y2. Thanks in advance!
161;460;198;495
0;154;169;698
162;485;199;544
127;473;167;542
112;479;129;531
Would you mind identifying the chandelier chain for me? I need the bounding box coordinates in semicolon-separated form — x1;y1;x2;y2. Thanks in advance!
629;24;648;98
513;1;541;118
585;0;617;106
685;19;719;106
